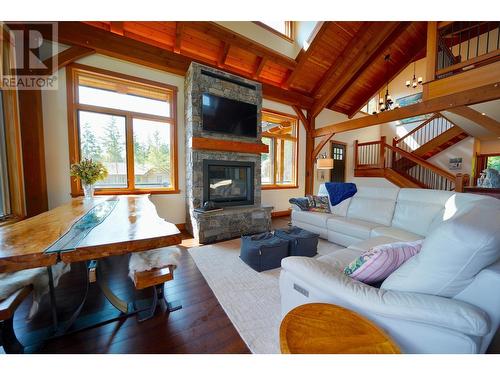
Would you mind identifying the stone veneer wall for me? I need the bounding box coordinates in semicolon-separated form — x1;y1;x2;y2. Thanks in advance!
185;62;271;242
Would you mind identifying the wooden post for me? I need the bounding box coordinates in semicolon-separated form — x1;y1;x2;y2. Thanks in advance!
379;136;386;169
424;21;438;99
354;140;359;169
455;173;470;192
304;112;315;195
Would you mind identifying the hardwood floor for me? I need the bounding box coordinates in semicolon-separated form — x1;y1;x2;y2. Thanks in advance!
4;217;290;354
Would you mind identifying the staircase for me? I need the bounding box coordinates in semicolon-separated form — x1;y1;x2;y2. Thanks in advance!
354;130;470;191
392;114;469;169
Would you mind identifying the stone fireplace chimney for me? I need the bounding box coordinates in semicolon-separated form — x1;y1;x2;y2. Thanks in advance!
184;62;272;243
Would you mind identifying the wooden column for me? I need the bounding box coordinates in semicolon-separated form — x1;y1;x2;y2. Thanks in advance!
424;21;438;99
455;173;470;192
304;112;315;195
18;89;48;217
379;136;386;169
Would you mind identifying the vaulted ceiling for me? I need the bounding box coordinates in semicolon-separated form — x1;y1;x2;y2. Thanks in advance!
59;21;428;116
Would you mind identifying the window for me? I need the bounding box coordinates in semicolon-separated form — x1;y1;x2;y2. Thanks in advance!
261;110;298;189
67;64;178;195
254;21;294;41
0;90;10;218
487;155;500;171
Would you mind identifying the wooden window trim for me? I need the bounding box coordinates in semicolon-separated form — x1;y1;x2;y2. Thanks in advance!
261;109;299;190
253;22;294;43
66;63;179;197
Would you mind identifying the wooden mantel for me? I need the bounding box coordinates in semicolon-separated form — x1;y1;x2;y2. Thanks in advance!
191;137;269;154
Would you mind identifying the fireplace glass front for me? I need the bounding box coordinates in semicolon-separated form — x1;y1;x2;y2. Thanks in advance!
203;160;254;207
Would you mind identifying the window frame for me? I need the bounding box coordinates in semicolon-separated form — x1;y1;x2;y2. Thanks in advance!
261;109;299;190
66;63;179;196
253;21;294;42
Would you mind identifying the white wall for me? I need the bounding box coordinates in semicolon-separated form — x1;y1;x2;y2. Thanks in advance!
42;53;188;224
313;109;381;194
480;139;500;154
427;137;475;176
260;99;306;212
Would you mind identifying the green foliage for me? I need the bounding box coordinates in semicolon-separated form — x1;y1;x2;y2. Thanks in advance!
70;158;108;185
102;117;124;163
487;156;500;171
146;130;170;171
80;122;103;161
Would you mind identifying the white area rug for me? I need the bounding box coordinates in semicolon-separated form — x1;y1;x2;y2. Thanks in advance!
188;238;343;354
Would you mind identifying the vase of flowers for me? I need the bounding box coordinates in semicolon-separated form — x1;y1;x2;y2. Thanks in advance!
70;158;108;199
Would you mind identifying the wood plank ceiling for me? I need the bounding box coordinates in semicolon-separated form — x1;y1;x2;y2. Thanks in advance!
75;21;427;115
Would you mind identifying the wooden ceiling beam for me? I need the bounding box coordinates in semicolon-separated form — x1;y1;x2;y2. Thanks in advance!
186;22;297;70
109;22;124;36
292;105;311;133
311;22;405;118
42;22;313;109
42;45;95;75
312;133;335;159
314;82;500;137
253;56;267;79
325;22;413;113
447;106;500;137
283;21;329;89
217;42;231;68
174;21;183;53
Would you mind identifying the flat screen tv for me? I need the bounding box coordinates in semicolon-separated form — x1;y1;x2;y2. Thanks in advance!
202;93;257;138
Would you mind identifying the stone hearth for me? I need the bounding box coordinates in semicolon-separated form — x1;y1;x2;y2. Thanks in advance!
185;62;272;243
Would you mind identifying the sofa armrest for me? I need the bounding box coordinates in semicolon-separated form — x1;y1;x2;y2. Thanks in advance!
281;257;490;336
290;204;301;212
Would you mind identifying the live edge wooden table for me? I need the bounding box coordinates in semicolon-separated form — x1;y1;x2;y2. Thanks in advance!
280;303;400;354
0;195;182;353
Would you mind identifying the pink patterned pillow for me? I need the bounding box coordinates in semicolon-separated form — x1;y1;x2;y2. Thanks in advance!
344;240;423;284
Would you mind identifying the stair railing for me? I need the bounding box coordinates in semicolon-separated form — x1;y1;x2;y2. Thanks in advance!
355;137;468;191
393;114;453;154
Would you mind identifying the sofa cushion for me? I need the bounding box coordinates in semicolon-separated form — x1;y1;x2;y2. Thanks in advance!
347;197;396;226
318;183;351;217
393;189;454;237
370;226;424;242
348;236;407;252
344;240;423;284
292;210;331;229
316;247;363;270
382;201;500;297
327;216;382;240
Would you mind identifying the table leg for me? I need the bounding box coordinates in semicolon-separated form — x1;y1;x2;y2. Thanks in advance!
46;266;59;332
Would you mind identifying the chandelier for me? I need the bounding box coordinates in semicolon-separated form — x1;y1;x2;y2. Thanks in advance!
375;54;399;113
405;62;423;88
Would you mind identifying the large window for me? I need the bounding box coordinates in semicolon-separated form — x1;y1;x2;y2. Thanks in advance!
67;64;178;195
261;110;298;189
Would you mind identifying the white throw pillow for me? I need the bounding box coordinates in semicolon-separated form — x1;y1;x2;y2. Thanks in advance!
381;200;500;297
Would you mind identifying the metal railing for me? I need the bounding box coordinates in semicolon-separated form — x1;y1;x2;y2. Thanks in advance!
437;21;500;78
393;114;454;153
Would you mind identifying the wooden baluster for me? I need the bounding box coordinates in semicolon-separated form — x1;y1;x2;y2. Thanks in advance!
354;140;359;168
379;137;386;169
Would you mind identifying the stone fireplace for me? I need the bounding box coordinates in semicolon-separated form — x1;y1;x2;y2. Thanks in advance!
185;62;272;243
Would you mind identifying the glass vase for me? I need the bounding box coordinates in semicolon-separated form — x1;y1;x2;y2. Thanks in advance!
82;183;95;199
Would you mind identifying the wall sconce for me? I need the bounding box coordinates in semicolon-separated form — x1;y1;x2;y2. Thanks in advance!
316;153;334;182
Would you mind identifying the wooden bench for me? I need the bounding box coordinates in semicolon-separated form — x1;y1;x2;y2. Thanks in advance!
0;285;33;353
132;265;181;322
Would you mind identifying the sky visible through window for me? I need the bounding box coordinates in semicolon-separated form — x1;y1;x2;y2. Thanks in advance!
260;21;287;35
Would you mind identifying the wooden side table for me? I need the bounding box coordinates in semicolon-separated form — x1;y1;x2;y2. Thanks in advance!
280;303;400;354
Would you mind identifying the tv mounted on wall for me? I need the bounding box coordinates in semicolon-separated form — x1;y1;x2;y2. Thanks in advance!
201;93;257;138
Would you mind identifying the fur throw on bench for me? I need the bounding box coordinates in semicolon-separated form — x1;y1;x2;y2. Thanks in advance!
0;262;70;320
128;246;181;280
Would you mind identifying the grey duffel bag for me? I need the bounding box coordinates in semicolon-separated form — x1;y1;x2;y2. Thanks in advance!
275;226;319;257
240;232;289;272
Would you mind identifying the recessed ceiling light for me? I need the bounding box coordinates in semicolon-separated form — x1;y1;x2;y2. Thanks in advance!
481;112;486;116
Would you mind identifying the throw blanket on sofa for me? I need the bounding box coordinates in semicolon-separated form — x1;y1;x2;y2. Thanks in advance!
288;197;311;211
324;182;357;206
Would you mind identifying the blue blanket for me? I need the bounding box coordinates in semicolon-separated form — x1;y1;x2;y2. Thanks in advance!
324;182;357;206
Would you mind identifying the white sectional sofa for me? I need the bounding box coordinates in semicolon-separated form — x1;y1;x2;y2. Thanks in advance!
283;183;500;353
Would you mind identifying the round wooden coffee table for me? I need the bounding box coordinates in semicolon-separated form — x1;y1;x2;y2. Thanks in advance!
279;303;400;354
